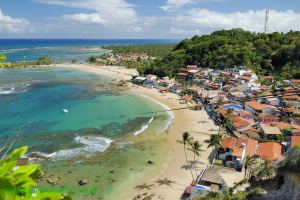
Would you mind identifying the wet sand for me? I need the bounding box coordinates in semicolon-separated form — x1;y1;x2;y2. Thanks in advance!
47;64;220;200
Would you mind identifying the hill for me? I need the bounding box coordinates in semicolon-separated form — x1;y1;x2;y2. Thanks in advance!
138;29;300;78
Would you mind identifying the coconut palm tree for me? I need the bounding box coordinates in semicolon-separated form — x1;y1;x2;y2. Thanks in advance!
205;134;222;150
178;132;195;180
243;155;258;179
223;108;234;133
189;140;203;177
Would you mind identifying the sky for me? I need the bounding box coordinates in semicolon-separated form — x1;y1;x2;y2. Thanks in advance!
0;0;300;39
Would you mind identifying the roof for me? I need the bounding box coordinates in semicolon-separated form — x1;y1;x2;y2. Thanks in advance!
180;95;193;101
232;116;249;129
258;113;279;120
291;136;300;148
284;87;296;91
221;137;238;149
221;137;258;158
284;95;300;100
274;122;294;131
245;101;274;111
231;137;258;158
260;124;282;135
293;127;300;134
256;142;282;161
199;165;236;185
291;79;300;83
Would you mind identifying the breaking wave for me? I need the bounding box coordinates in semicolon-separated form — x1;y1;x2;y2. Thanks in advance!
27;136;113;160
133;117;154;136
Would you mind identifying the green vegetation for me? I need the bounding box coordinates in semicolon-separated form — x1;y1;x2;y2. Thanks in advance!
192;188;263;200
205;134;222;150
36;56;54;65
0;54;10;67
0;55;54;68
278;145;300;172
0;146;70;200
139;29;300;78
103;44;176;57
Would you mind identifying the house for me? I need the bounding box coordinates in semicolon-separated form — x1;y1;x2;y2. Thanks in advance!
245;101;276;114
169;84;183;94
258;113;280;125
265;97;280;106
260;124;282;140
293;128;300;136
224;66;248;76
256;142;282;161
228;92;246;101
218;137;258;166
132;76;146;84
234;110;255;121
283;86;296;92
284;95;300;102
291;79;300;86
240;127;260;140
194;165;238;192
286;136;300;152
232;116;250;132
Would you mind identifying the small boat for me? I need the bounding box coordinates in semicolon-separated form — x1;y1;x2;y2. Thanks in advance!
62;109;69;113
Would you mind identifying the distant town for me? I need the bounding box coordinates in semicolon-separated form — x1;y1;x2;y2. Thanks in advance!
131;64;300;199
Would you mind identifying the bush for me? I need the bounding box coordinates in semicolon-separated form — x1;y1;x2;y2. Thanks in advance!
0;146;71;200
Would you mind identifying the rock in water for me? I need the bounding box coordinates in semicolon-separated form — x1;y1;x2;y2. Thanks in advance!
79;179;88;185
147;160;154;165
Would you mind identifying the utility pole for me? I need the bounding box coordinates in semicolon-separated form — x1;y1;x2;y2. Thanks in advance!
264;9;269;33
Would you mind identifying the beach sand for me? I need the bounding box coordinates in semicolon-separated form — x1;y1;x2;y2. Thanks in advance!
53;64;220;200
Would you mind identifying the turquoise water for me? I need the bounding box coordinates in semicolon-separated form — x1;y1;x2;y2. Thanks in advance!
0;39;177;63
0;67;169;158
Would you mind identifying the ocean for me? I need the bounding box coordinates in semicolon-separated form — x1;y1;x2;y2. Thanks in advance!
0;39;175;199
0;39;177;63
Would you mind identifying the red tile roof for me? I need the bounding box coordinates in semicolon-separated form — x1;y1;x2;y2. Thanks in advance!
232;116;249;129
232;138;258;158
221;137;238;149
291;136;300;148
246;101;273;111
222;137;258;158
256;142;282;161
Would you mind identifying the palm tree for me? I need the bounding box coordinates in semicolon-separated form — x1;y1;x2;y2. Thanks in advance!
205;134;222;150
189;140;203;177
243;155;258;179
223;108;233;133
178;132;195;180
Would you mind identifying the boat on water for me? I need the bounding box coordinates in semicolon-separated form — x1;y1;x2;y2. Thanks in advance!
62;109;69;113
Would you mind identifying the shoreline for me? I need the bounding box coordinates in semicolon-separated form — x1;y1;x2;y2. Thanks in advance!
57;63;220;199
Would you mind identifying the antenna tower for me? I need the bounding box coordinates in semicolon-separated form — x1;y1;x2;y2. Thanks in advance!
264;9;269;33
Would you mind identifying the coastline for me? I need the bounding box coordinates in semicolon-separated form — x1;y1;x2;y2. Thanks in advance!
56;63;220;199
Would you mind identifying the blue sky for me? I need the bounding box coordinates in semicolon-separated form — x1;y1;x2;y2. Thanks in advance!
0;0;299;39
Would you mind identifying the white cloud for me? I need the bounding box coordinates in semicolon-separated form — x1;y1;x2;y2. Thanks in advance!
63;13;107;25
33;0;137;26
0;9;30;33
174;9;300;33
161;0;222;12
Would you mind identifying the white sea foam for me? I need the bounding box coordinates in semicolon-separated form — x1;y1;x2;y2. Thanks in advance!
0;87;15;95
50;136;113;160
137;94;175;133
133;117;154;136
26;136;113;160
0;82;31;95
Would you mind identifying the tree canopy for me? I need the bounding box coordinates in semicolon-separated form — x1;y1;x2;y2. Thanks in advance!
138;29;300;78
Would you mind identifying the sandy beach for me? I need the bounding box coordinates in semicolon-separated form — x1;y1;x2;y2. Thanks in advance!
54;63;220;200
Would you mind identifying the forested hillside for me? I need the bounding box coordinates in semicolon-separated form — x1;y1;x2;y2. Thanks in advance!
138;29;300;78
